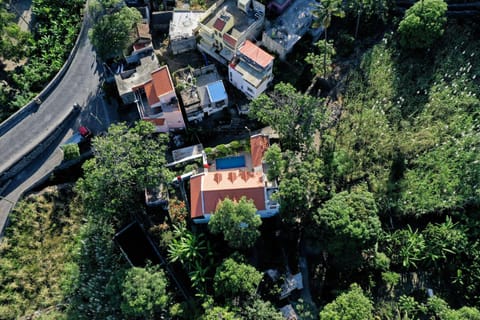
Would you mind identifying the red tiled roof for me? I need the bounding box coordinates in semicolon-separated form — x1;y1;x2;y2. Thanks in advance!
152;66;174;97
250;134;270;167
190;175;204;218
239;40;274;68
144;82;159;106
190;170;266;218
144;66;174;106
223;33;237;48
213;17;226;31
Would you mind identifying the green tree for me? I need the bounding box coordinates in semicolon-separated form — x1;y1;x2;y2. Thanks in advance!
213;258;263;303
345;0;391;38
241;299;284;320
249;82;325;151
76;121;172;224
209;197;262;250
385;226;426;269
311;0;345;77
398;0;447;49
121;265;170;319
306;39;336;79
167;224;213;293
312;186;382;268
89;5;142;61
202;305;237;320
319;284;373;320
263;143;284;182
422;217;467;269
62;143;80;161
278;151;327;225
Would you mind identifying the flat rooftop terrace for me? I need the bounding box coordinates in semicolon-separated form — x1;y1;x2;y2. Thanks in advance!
203;0;260;34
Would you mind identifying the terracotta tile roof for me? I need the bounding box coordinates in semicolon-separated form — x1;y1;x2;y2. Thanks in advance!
239;40;274;68
250;134;270;167
144;82;160;106
190;170;266;218
213;17;226;31
190;174;204;218
144;66;174;106
152;66;174;97
145;118;165;126
223;33;237;48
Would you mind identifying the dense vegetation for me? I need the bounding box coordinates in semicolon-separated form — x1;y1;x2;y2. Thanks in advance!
0;186;81;319
1;0;480;319
0;0;83;122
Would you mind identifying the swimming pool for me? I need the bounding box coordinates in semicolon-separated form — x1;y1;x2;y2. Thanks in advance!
216;155;246;170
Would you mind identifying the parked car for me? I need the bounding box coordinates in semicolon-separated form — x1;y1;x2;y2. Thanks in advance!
61;126;92;147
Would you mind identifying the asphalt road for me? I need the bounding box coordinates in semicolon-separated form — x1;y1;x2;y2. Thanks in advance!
0;19;118;234
0;19;101;175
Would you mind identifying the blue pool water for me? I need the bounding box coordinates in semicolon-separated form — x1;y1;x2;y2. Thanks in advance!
216;155;246;170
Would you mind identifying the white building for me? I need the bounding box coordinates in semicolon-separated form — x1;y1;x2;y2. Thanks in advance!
169;10;204;55
228;40;274;99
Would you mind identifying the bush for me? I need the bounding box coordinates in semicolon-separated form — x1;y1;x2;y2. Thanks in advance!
398;0;447;49
216;144;230;157
62;144;80;161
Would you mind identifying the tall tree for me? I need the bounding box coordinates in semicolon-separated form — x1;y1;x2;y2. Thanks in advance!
263;143;285;182
249;82;325;151
278;151;327;226
312;0;345;77
76;121;172;224
345;0;392;38
398;0;447;49
121;265;170;319
89;5;142;61
312;186;382;268
213;258;263;303
240;299;284;320
319;284;374;320
209;197;262;250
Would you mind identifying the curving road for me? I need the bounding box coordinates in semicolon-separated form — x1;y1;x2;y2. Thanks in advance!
0;20;101;176
0;16;115;233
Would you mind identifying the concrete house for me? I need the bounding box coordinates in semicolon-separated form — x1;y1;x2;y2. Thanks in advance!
262;0;321;60
115;53;186;132
175;65;229;122
228;40;274;99
169;10;204;55
195;0;265;64
189;134;279;223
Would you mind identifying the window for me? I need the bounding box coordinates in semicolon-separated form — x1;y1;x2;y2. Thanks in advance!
247;87;254;93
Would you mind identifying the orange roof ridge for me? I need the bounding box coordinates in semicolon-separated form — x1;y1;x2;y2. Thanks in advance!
240;40;274;68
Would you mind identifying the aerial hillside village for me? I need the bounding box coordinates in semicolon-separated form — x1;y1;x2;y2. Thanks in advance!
113;0;318;317
113;0;316;217
2;0;480;318
114;0;319;131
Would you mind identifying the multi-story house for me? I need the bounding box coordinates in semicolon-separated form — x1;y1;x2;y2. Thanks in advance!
115;53;186;132
175;65;229;122
228;40;274;99
195;0;265;64
189;134;279;224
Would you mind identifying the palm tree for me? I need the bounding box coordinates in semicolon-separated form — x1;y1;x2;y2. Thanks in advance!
311;0;345;77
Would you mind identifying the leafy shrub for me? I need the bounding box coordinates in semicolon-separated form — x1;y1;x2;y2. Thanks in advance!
62;143;80;161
